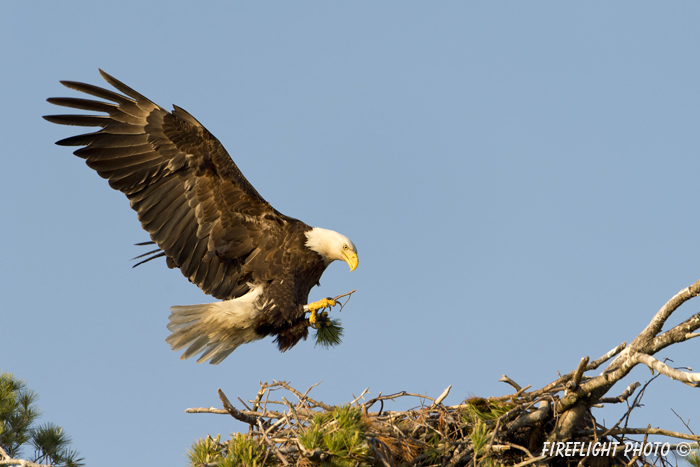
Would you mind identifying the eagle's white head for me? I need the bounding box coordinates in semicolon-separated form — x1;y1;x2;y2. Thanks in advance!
305;227;359;270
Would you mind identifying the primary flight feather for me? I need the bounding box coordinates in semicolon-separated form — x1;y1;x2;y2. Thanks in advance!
44;70;358;364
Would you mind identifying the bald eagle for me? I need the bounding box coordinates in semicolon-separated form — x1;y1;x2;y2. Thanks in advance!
44;70;358;364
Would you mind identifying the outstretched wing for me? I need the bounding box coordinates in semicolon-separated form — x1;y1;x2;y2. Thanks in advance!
44;70;298;299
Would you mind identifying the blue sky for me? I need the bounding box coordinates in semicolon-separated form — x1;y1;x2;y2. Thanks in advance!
2;2;699;465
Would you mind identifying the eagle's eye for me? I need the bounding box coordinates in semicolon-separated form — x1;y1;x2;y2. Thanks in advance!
343;244;349;250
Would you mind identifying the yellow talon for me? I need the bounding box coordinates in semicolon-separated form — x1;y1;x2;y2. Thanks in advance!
309;311;329;329
307;298;337;328
308;298;337;312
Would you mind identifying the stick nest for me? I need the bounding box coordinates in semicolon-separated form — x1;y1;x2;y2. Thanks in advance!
185;380;698;467
185;280;700;466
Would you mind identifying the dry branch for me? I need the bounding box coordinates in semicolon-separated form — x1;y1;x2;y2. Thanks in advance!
575;428;700;442
0;447;51;467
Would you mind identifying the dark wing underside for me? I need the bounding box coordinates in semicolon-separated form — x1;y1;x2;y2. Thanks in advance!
44;70;305;300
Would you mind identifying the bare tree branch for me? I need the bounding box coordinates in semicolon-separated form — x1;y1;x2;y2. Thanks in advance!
0;447;52;467
218;388;262;425
499;375;521;392
430;385;452;407
588;342;627;371
575;427;700;442
632;353;700;387
185;407;229;414
597;381;641;404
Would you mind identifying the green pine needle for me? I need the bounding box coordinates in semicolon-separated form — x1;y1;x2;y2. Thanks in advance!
314;317;344;348
0;371;83;467
686;450;700;467
470;420;490;457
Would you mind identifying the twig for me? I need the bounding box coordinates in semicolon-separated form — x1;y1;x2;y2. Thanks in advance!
301;380;323;400
186;407;229;414
0;447;51;467
367;390;435;406
276;381;332;410
257;419;289;466
498;442;536;459
575;427;700;441
238;397;251;411
507;400;551;432
510;455;548;467
368;438;392;467
589;342;627;372
598;381;641;404
0;459;53;467
671;408;695;435
334;289;356;312
252;382;267;412
566;357;589;391
350;387;370;406
514;385;532;399
665;442;700;451
632;353;700;387
218;388;259;425
599;374;658;439
499;375;521;392
430;385;452;407
642;280;700;341
281;397;299;425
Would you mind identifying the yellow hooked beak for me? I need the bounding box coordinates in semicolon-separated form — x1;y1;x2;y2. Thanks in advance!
342;251;359;271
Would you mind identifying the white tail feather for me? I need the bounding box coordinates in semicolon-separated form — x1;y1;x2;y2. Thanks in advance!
166;285;264;364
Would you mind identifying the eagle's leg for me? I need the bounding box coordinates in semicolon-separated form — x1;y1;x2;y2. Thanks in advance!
307;298;337;328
